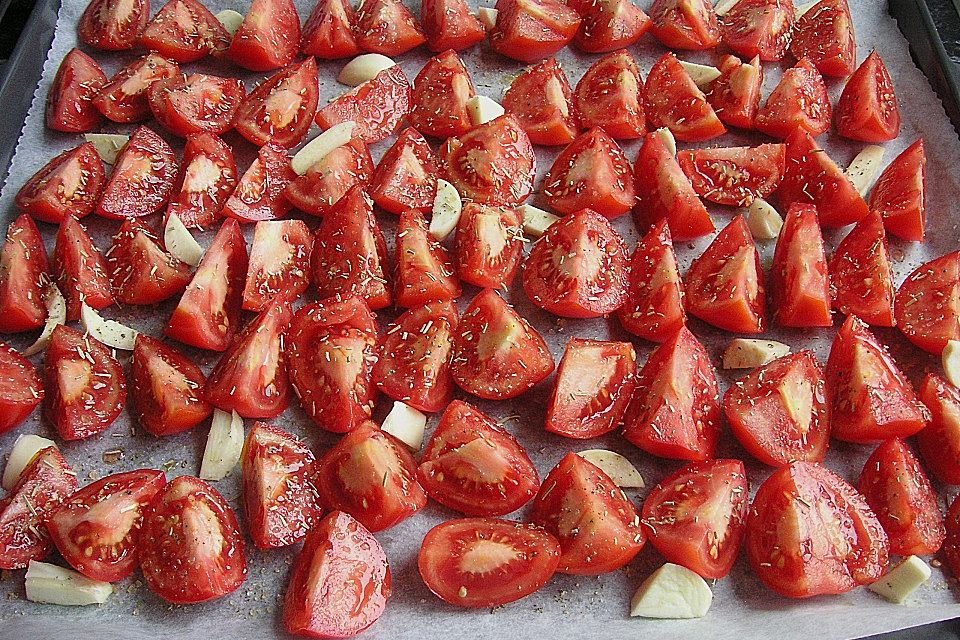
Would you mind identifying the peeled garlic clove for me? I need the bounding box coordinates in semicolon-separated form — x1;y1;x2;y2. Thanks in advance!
429;179;463;241
723;338;791;369
868;556;931;604
520;204;560;237
84;133;129;165
745;198;784;240
2;434;57;491
466;95;505;126
845;145;886;196
338;54;397;87
381;401;427;451
200;409;244;481
942;340;960;387
163;213;204;267
81;303;138;351
477;7;498;29
679;61;722;88
215;9;245;36
291;121;357;175
577;449;644;488
22;283;66;357
630;563;713;619
25;561;113;606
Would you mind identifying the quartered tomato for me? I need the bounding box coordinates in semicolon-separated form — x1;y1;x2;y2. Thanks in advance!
544;338;636;439
754;58;831;139
93;53;179;123
707;54;762;130
422;0;485;51
645;52;725;142
15;142;104;224
167;132;238;229
46;49;106;132
107;219;191;305
418;400;539;516
573;49;645;139
419;518;560;608
226;0;301;71
919;374;960;485
502;58;578;147
746;462;888;598
944;495;960;580
52;216;113;320
723;351;829;467
44;325;126;441
622;326;719;461
284;511;390;636
205;296;292;419
677;143;784;206
166;219;248;351
97;126;178;219
223;142;295;222
543;128;634;218
0;447;76;569
522;209;628;318
130;334;211;436
408;51;474;139
829;211;895;327
301;0;361;58
45;469;166;582
140;0;231;62
572;0;650;53
616;218;686;342
78;0;147;50
0;342;43;434
685;215;766;334
395;208;461;307
648;0;720;50
455;203;523;289
139;476;247;603
0;215;48;334
235;58;319;148
286;296;379;432
355;0;426;55
285;136;372;217
871;138;925;241
316;65;412;143
825;315;929;444
243;219;313;312
835;51;900;143
770;204;831;328
895;252;960;354
531;453;644;574
148;73;245;137
242;422;322;549
789;0;856;77
370;128;438;214
372;301;457;412
642;459;748;579
490;0;580;62
720;0;793;61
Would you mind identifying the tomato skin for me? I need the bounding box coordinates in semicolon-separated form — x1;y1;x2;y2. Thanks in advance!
107;219;192;305
895;252;960;355
835;51;900;143
167;132;239;229
454;203;523;289
0;342;43;434
422;0;486;51
148;73;245;138
46;49;106;132
284;511;390;637
223;142;296;223
502;58;578;147
622;326;719;461
789;0;855;77
286;137;372;217
720;0;794;61
356;0;426;55
370;128;438;214
139;476;247;604
97;126;178;220
419;518;560;607
871;139;925;242
235;57;319;148
642;459;748;579
826;315;929;444
78;0;148;50
919;374;960;485
407;50;475;139
723;351;830;467
93;53;179;123
140;0;231;62
645;52;725;142
770;203;832;328
572;0;651;53
0;214;49;334
0;447;76;569
490;0;581;63
677;143;784;206
44;325;127;441
316;65;412;144
226;0;301;71
45;470;166;582
755;58;831;139
52;216;114;321
301;0;361;58
829;211;895;327
574;50;645;139
15;142;104;224
130;334;211;437
944;495;960;581
543;128;634;218
395;208;462;307
648;0;720;50
707;54;762;130
243;219;313;313
746;462;888;598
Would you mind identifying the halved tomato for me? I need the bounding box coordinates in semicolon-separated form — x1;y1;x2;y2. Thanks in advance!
138;476;247;603
97;126;178;219
418;400;539;516
370;128;438;214
301;0;361;58
234;58;319;148
44;325;126;441
395;208;461;307
0;342;43;434
148;73;245;137
895;252;960;355
0;215;49;334
707;54;763;130
223;142;295;222
243;219;313;312
835;51;899;143
918;374;960;485
871;138;925;241
755;58;831;139
789;0;855;77
45;470;166;582
829;211;895;327
107;219;191;305
46;49;106;132
572;0;650;53
52;216;113;320
573;50;645;139
140;0;231;62
408;51;475;139
15;142;104;224
285;136;373;217
677;143;784;207
226;0;301;71
93;53;179;123
622;326;719;461
502;58;578;147
543;128;634;218
770;203;831;328
316;65;412;143
720;0;793;61
78;0;147;50
642;459;748;579
130;334;211;436
421;0;485;51
454;203;523;289
825;314;929;444
490;0;580;62
356;0;426;55
166;132;238;229
645;52;725;142
648;0;720;50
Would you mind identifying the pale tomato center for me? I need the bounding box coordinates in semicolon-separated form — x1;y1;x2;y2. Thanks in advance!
475;315;522;361
58;358;93;403
544;76;568;118
778;372;814;436
474;211;508;259
183;155;223;194
265;88;303;129
183;499;226;561
459;538;519;575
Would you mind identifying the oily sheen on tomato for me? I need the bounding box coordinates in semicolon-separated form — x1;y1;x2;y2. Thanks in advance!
574;50;646;139
408;50;475;139
234;58;319;148
167;132;239;229
139;0;230;62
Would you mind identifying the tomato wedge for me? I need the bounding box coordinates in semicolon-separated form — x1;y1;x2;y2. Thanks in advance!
573;50;645;139
642;459;748;579
235;58;319;148
418;400;539;516
15;142;104;224
0;342;43;434
52;216;113;320
543;128;634;218
707;54;763;130
166;132;238;229
107;219;191;305
826;315;929;444
285;136;372;217
453;203;523;289
356;0;426;55
871;138;925;241
46;49;106;132
226;0;301;71
301;0;361;58
93;53;179;123
408;51;475;139
0;215;48;334
97;126;178;220
720;0;793;61
316;64;412;143
370;127;438;213
829;211;895;327
622;326;719;461
78;0;148;50
789;0;855;77
130;334;211;436
648;0;720;50
140;0;231;62
490;0;580;62
645;52;725;142
242;422;322;549
835;51;899;142
723;351;829;467
223;142;295;222
944;496;960;581
755;58;831;139
422;0;486;51
395;208;461;307
918;374;960;485
677;143;784;207
243;219;313;312
148;73;245;137
572;0;650;53
770;204;831;328
502;58;578;147
139;476;247;603
895;252;960;354
46;470;166;582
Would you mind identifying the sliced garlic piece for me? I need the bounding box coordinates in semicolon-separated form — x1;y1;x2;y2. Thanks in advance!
466;95;505;126
292;121;357;175
200;409;244;481
25;561;113;606
338;54;398;87
653;127;677;157
723;338;791;369
577;449;644;488
2;434;57;491
215;9;245;36
868;556;931;604
22;283;66;357
429;179;463;241
163;212;204;267
679;61;722;88
845;145;886;196
630;563;713;619
381;401;427;451
83;133;129;165
520;204;560;237
477;6;498;29
942;340;960;387
713;0;740;16
745;198;783;240
81;303;138;351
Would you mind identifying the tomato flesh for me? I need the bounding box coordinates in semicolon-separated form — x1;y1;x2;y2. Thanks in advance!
754;58;831;139
649;0;720;50
93;53;179;123
46;48;106;132
707;54;763;130
107;218;191;305
315;65;412;143
148;73;245;138
356;0;426;55
829;211;895;327
285;136;373;217
0;342;43;434
408;50;475;139
243;219;313;313
223;142;296;222
835;51;900;143
490;0;581;63
235;58;319;148
543;128;634;218
770;203;832;328
301;0;361;59
15;142;104;224
140;0;231;62
226;0;301;71
871;138;926;241
395;208;461;307
131;334;211;436
370;127;438;214
789;0;856;77
645;52;725;142
97;126;178;220
574;50;645;139
78;0;148;50
52;216;113;321
895;251;960;355
0;214;49;334
167;132;239;229
720;0;794;61
422;0;485;51
918;374;960;485
502;58;578;147
572;0;651;53
454;203;523;289
677;143;784;207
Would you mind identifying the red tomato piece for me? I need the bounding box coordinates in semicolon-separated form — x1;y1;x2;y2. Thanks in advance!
707;54;763;130
677;143;784;206
166;132;238;229
645;52;725;142
97;126;178;220
826;315;929;444
148;73;245;137
284;511;390;637
52;216;113;320
720;0;793;61
789;0;855;77
0;342;43;434
490;0;580;62
107;219;191;305
408;50;475;139
835;51;899;142
234;58;319;148
829;211;895;327
395;208;461;307
166;219;248;351
301;0;361;58
642;459;748;579
755;58;831;139
0;215;49;334
422;0;485;51
723;351;829;467
46;49;106;132
44;325;126;441
315;65;412;143
450;288;554;399
572;0;650;53
0;447;76;569
502;58;578;147
454;203;523;289
130;334;211;436
370;128;438;214
918;374;960;485
770;203;832;328
895;252;960;355
871;139;925;241
140;0;231;62
46;469;166;582
746;462;888;598
648;0;720;50
543;128;634;217
573;50;645;139
622;326;719;461
242;422;321;549
372;301;457;412
78;0;148;50
243;219;313;312
944;495;960;580
139;476;247;603
223;142;296;222
15;142;104;224
287;296;379;432
226;0;301;71
356;0;426;55
93;53;179;123
285;136;372;217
